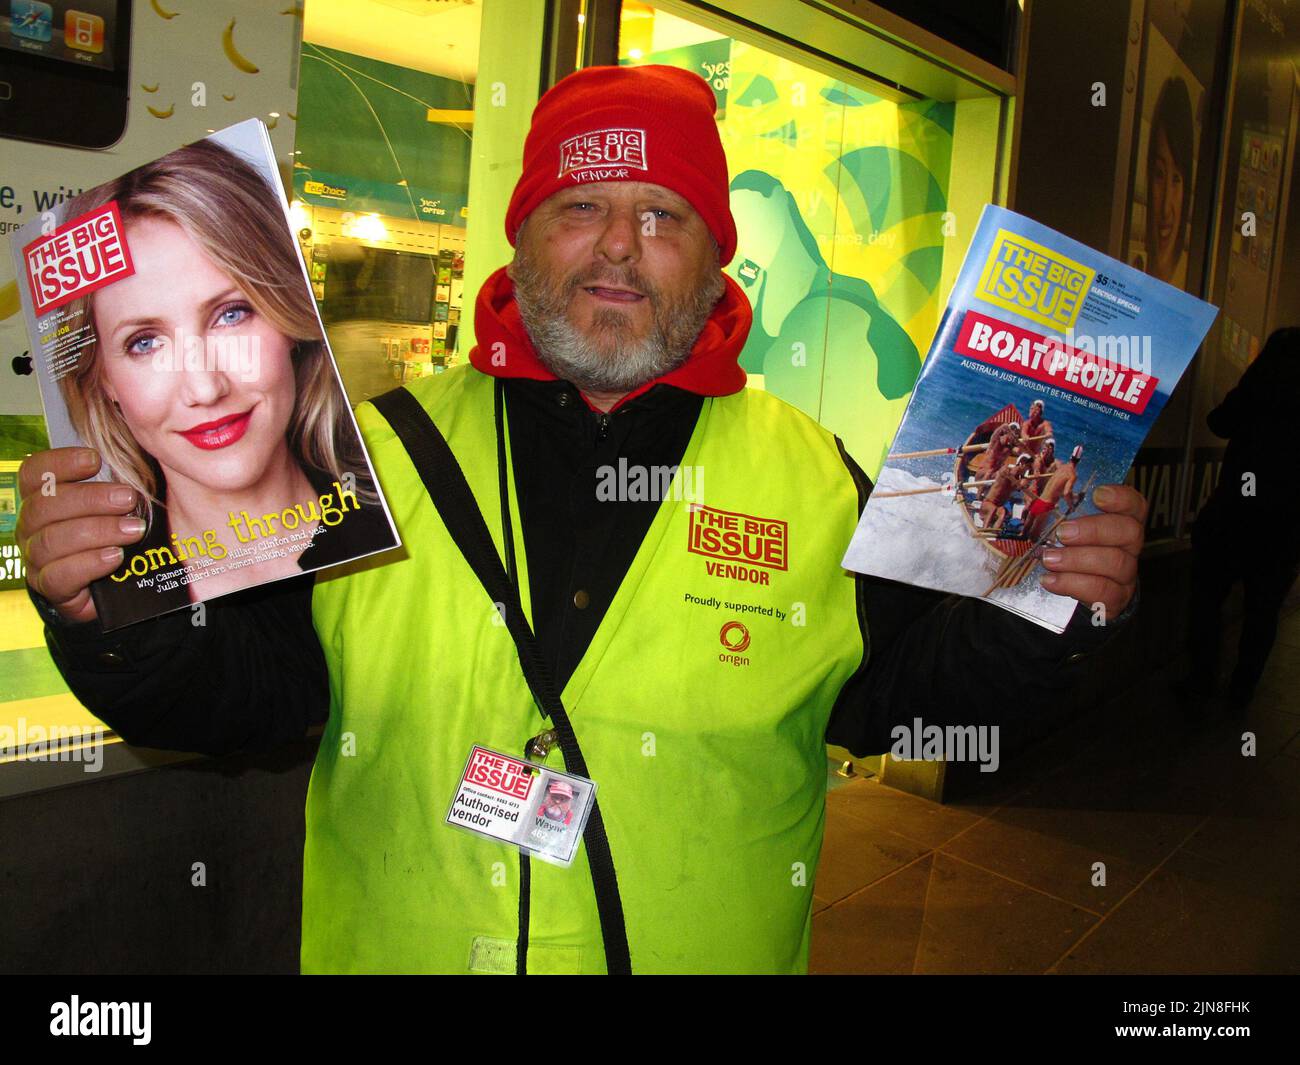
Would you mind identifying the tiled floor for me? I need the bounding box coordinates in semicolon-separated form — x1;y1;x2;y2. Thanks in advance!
811;602;1300;974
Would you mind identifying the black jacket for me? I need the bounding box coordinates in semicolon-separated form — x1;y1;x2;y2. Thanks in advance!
31;376;1127;759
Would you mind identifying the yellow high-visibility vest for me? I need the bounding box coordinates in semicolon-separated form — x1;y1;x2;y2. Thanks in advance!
304;364;865;973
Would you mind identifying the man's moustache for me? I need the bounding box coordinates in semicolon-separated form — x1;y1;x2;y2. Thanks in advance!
568;273;657;300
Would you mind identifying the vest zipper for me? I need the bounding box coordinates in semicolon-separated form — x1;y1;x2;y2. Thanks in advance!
516;849;531;976
516;731;545;976
516;727;561;974
595;412;610;442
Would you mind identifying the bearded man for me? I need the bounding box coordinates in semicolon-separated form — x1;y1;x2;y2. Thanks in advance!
18;65;1147;974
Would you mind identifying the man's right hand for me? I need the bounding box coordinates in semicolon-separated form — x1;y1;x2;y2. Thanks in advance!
17;447;147;625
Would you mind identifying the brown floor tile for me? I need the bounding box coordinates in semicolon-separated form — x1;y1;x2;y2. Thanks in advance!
811;856;931;974
813;802;931;905
1178;814;1300;904
914;853;1097;974
939;806;1149;914
1054;850;1299;974
826;776;983;849
999;752;1215;862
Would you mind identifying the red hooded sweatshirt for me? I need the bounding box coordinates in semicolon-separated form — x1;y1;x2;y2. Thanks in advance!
467;265;752;411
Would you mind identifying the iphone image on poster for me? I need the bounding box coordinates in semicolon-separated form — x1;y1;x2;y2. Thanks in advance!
0;0;131;150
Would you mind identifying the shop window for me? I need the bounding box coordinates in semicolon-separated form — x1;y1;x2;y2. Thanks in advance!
293;0;480;402
619;2;954;476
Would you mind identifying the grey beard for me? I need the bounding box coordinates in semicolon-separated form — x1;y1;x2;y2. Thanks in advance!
511;249;725;394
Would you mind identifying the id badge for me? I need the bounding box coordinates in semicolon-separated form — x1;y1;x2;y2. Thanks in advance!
446;745;596;867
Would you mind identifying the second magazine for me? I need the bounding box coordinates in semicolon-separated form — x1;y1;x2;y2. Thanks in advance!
841;205;1218;632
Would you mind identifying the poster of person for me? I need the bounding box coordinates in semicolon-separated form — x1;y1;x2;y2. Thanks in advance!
8;119;400;630
1126;22;1205;291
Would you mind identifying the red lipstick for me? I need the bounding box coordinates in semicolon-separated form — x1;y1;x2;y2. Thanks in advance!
178;410;252;450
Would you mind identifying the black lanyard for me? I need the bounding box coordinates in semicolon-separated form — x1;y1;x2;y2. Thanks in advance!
494;378;519;594
372;383;633;975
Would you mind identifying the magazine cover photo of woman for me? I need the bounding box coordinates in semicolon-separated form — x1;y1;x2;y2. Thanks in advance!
1144;75;1196;288
55;137;392;623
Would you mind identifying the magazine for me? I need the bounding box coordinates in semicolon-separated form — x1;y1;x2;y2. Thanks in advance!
9;119;400;630
841;205;1218;632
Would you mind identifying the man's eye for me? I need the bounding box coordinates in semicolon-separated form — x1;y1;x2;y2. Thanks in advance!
648;208;675;221
568;202;595;211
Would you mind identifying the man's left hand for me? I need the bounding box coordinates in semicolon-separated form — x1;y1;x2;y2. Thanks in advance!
1039;484;1147;617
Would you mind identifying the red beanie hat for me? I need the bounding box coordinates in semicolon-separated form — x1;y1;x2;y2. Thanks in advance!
505;64;737;265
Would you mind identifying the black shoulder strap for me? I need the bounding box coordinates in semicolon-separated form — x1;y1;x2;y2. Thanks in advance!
370;385;632;976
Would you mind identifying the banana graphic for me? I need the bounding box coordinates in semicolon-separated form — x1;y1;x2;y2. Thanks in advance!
266;115;278;130
287;111;297;121
147;104;174;119
150;0;178;18
222;92;236;101
280;5;304;17
222;18;259;75
0;281;20;322
140;82;159;92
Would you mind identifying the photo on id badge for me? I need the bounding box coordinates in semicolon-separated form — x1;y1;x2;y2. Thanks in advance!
525;773;598;865
535;780;576;826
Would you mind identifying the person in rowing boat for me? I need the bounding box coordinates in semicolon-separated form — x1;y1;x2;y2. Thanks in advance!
1021;400;1054;455
973;421;1021;496
1030;438;1058;483
979;453;1033;531
1024;444;1084;540
958;414;1011;488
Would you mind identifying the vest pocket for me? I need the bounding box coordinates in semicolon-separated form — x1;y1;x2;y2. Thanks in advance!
468;936;516;974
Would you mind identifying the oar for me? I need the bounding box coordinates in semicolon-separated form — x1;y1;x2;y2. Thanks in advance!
873;484;972;499
886;443;983;460
887;433;1052;461
872;472;1054;499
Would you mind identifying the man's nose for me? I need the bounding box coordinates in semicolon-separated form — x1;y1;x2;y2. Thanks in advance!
593;204;642;264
